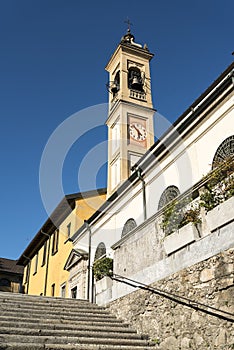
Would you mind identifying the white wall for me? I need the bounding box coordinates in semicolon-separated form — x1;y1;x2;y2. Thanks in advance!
73;89;234;281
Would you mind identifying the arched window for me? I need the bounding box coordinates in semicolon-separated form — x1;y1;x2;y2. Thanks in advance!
111;71;120;97
128;67;143;91
212;135;234;169
94;242;106;261
121;218;137;237
0;278;10;287
158;185;180;210
114;71;120;89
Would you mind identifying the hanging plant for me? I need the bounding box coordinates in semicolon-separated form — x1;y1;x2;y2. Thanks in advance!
161;200;182;236
161;197;201;236
179;207;201;228
200;157;234;212
93;257;113;281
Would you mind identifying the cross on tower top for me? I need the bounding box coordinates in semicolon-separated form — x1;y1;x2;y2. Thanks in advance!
124;18;133;32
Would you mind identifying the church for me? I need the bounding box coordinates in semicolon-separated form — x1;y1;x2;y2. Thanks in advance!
19;29;234;347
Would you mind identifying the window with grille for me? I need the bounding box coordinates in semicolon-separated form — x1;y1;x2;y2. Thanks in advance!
212;135;234;169
121;218;137;237
94;242;106;261
158;185;180;210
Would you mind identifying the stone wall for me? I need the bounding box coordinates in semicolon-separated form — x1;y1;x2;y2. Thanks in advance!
109;248;234;349
112;214;234;301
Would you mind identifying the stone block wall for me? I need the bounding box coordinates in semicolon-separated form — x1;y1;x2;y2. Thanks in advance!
109;248;234;349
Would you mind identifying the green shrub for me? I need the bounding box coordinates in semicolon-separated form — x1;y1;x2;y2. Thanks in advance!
161;198;201;236
200;157;234;212
93;257;113;281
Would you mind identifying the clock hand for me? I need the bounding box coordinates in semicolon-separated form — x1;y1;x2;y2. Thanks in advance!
133;125;142;137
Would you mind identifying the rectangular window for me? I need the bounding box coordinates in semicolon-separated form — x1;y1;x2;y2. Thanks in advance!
71;286;77;299
51;283;55;297
67;223;71;238
52;229;59;255
111;157;120;190
25;264;30;284
111;120;120;155
33;253;38;275
61;283;66;298
129;152;141;173
41;241;47;266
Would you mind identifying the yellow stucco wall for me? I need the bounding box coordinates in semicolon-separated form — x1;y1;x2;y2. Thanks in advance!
27;247;46;296
75;194;106;228
24;192;106;297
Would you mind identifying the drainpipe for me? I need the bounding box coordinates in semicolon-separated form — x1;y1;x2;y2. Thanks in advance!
136;168;147;221
22;255;31;294
41;230;51;296
84;220;92;301
91;266;95;304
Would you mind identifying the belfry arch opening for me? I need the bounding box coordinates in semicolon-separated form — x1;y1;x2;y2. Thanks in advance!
128;67;144;92
111;70;120;97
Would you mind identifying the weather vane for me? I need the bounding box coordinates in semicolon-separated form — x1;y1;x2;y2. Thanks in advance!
124;18;133;32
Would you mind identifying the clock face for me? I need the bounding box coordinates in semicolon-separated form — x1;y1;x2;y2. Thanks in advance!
129;122;147;141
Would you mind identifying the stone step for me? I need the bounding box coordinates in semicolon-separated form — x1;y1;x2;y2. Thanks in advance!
0;303;110;316
0;312;122;324
0;296;102;310
0;292;155;349
0;309;118;323
0;326;142;340
0;315;124;327
0;292;90;306
0;343;155;350
0;320;133;333
0;334;153;347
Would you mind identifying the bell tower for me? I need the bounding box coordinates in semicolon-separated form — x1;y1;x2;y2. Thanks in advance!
105;29;155;197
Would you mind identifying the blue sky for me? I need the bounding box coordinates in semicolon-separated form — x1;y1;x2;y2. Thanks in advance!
0;0;233;259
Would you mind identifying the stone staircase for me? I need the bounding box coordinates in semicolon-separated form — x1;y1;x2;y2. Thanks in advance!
0;292;155;349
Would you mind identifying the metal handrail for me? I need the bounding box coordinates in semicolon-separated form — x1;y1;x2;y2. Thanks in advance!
111;274;234;323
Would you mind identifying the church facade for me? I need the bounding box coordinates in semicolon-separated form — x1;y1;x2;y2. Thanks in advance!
70;30;234;299
68;31;234;346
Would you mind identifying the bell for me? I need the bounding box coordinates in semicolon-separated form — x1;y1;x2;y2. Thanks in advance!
131;76;141;90
111;83;118;94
